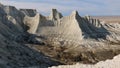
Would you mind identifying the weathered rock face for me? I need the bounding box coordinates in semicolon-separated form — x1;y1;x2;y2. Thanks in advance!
80;16;110;39
19;8;116;45
49;9;63;20
35;10;111;44
0;3;61;68
3;5;25;32
0;4;24;40
20;9;37;17
37;10;83;44
23;13;40;34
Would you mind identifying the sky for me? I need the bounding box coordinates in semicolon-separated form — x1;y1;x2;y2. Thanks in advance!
0;0;120;16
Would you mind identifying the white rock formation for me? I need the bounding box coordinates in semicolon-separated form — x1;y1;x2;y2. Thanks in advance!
24;13;40;34
37;10;83;44
50;54;120;68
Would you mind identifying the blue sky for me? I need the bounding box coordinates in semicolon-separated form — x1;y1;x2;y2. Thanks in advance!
0;0;120;16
